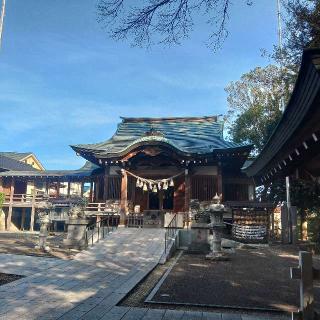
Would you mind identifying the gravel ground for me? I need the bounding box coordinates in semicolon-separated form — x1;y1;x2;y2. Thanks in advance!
0;232;79;259
151;245;320;314
0;273;23;286
119;249;290;319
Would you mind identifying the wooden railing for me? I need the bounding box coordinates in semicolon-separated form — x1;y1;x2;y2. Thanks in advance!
85;202;107;212
3;193;48;204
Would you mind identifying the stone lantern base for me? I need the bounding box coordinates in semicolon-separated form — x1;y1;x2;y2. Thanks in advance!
63;218;88;250
188;222;210;253
205;251;230;261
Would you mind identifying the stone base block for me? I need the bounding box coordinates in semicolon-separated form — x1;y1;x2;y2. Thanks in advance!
188;225;210;253
205;252;230;261
63;238;87;250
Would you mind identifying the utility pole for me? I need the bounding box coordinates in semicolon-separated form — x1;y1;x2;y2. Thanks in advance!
0;0;6;49
277;0;285;111
277;0;283;57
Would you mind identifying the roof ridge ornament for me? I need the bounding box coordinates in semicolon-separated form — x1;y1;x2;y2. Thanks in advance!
145;126;164;137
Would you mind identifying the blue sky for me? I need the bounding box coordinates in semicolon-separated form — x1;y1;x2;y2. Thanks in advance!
0;0;278;169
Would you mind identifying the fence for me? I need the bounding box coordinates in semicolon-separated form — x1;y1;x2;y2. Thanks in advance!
126;213;144;228
164;213;179;254
85;214;119;246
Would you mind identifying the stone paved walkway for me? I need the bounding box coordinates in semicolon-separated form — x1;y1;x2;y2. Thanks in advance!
0;228;287;320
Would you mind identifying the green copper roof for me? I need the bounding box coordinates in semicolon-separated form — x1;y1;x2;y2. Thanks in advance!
71;116;250;161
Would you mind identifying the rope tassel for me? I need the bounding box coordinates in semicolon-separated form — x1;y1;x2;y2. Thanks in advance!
123;169;184;192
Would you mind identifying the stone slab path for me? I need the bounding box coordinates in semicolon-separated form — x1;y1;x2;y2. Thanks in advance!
0;228;287;320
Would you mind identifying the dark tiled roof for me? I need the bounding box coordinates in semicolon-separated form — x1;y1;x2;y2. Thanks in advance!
244;48;320;178
0;152;32;161
71;116;249;159
0;154;37;172
0;161;101;178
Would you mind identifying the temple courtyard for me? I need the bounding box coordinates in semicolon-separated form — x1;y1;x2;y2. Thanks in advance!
0;228;312;320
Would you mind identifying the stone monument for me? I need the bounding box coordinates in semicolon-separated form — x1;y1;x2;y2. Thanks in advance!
63;205;88;250
205;194;229;261
189;200;211;252
35;204;52;252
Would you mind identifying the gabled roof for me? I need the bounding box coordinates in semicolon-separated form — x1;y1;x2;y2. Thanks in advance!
0;154;38;172
0;152;33;161
0;152;45;170
0;161;101;179
243;48;320;181
71;116;250;162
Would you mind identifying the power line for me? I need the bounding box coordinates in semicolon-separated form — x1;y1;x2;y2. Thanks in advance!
0;0;6;49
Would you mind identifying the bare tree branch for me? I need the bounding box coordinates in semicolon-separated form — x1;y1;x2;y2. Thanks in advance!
97;0;251;50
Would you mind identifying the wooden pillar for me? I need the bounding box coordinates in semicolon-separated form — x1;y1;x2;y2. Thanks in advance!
21;208;26;230
159;190;164;210
67;181;71;197
80;181;84;197
45;180;49;195
56;181;60;198
217;164;223;199
30;188;36;232
95;177;100;201
103;167;110;201
89;181;93;202
184;169;191;212
120;169;128;225
7;178;14;231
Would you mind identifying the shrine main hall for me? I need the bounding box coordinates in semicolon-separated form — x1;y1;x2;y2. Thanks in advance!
0;116;255;229
71;116;254;219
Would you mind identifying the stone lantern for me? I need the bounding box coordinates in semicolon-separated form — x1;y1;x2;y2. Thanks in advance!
205;194;229;261
35;204;52;252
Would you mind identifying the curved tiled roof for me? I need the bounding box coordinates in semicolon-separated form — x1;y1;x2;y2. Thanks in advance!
71;116;249;160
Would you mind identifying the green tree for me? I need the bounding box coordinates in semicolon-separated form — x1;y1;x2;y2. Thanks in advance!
225;65;293;153
260;178;320;241
271;0;320;71
0;192;4;209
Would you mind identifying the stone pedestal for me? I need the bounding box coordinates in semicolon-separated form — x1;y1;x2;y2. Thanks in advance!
189;222;210;252
63;218;88;250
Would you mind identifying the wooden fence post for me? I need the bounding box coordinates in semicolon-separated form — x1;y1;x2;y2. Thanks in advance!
290;251;319;320
30;188;36;232
7;178;14;231
281;204;289;244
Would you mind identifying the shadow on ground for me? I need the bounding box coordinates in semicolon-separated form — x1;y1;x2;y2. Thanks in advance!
151;245;320;313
